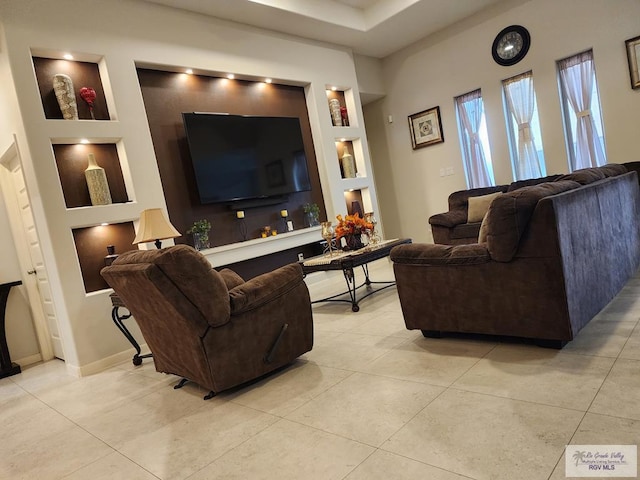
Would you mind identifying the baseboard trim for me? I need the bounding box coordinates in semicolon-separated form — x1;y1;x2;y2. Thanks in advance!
14;353;42;367
66;344;150;377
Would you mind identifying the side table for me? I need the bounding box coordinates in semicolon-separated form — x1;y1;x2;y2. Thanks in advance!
110;293;152;366
1;280;23;379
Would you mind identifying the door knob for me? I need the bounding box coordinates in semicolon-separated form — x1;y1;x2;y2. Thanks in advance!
27;269;36;275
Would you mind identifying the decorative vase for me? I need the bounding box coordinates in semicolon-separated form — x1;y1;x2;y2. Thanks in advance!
53;73;78;120
341;152;356;178
329;98;342;126
343;233;364;251
193;232;210;250
84;153;112;205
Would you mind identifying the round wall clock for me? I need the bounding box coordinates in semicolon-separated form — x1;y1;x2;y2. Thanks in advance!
492;25;530;66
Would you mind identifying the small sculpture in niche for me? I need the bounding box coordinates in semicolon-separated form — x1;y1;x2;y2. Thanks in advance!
79;87;97;119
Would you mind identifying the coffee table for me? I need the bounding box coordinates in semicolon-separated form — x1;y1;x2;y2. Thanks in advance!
300;238;411;312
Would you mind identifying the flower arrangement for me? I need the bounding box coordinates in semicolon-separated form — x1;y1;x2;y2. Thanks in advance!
334;212;373;241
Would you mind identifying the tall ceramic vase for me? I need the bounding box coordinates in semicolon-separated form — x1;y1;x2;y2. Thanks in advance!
53;73;79;120
85;153;112;205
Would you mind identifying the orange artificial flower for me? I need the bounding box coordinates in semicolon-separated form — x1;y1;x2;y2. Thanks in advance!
334;212;373;240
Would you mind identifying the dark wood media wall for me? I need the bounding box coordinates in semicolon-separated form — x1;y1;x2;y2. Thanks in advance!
137;69;326;263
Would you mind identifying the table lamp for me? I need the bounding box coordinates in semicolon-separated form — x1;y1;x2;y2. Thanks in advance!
133;208;181;249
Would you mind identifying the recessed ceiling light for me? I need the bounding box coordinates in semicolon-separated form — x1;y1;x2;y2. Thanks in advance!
100;222;109;226
265;78;272;84
340;138;347;142
80;139;90;144
63;53;73;60
227;74;235;79
185;69;193;74
331;86;338;91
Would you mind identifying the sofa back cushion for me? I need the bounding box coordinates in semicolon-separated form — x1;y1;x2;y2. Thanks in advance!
113;245;231;326
507;174;562;192
483;180;581;262
555;167;606;185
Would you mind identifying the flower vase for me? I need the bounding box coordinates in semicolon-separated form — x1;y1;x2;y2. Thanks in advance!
85;153;112;205
343;233;364;251
53;73;79;120
193;232;210;251
305;211;320;227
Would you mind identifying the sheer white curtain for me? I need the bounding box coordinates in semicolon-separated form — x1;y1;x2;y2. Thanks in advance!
558;50;606;169
503;71;543;180
455;89;493;188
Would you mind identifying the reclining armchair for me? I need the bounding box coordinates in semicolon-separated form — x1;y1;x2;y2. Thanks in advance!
101;245;313;398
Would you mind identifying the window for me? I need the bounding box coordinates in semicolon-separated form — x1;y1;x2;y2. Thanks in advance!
502;71;546;180
454;89;495;188
557;50;606;170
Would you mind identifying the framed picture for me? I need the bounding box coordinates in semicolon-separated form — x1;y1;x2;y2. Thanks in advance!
625;35;640;89
408;106;444;149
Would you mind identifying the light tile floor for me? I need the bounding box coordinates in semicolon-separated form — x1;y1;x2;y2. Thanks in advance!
1;259;639;479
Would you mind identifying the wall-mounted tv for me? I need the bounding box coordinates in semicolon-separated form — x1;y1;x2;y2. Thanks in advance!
182;112;312;204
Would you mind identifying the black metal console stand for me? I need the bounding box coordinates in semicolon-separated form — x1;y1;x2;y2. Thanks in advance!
110;293;152;366
1;280;23;379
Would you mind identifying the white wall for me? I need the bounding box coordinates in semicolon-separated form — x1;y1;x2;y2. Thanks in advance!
365;0;640;243
0;0;378;372
0;25;40;365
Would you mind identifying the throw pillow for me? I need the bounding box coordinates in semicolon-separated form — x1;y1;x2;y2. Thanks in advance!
467;192;502;223
478;212;490;243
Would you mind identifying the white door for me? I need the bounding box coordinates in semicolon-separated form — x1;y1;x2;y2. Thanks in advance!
0;141;61;360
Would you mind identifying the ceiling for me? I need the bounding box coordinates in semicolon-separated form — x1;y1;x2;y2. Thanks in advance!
142;0;508;58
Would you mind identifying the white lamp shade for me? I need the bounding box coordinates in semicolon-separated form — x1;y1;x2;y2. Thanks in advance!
133;208;181;245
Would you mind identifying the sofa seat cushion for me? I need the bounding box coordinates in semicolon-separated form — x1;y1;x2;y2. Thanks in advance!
467;192;502;222
484;180;581;262
391;243;489;266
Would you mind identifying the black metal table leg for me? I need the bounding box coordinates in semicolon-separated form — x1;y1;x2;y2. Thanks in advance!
342;266;360;311
111;303;152;366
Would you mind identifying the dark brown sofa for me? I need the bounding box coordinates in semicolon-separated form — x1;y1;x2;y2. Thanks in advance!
391;165;640;347
101;245;313;397
429;174;561;244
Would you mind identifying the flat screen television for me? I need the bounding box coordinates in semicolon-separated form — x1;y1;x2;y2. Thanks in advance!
182;112;312;204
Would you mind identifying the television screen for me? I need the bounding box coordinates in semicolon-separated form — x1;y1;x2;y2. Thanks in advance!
182;112;312;204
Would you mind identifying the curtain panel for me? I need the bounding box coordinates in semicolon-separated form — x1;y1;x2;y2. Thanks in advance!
455;89;493;188
503;71;544;180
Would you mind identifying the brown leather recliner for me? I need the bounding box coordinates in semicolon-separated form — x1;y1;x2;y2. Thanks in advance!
101;245;313;398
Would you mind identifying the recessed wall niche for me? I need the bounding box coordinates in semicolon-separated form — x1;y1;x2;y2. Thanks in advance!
53;143;129;208
72;222;136;293
32;57;110;120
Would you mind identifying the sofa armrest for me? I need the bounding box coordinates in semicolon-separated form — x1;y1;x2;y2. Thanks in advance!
428;209;467;228
228;263;305;315
390;243;490;266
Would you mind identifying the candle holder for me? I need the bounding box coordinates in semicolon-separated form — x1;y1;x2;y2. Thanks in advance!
280;209;289;232
236;210;247;241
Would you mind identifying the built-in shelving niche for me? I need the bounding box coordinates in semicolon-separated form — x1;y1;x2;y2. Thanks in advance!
32;56;110;120
53;143;129;208
326;89;352;127
72;222;137;293
344;188;373;218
